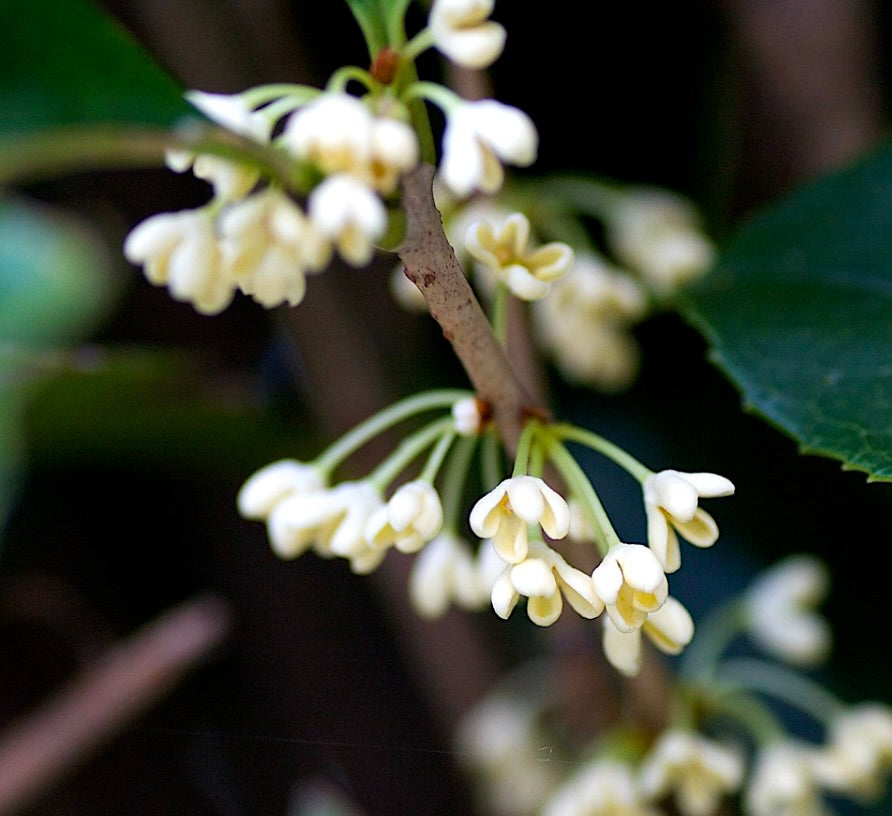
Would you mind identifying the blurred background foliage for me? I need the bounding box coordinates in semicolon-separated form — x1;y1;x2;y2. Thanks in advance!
1;1;892;814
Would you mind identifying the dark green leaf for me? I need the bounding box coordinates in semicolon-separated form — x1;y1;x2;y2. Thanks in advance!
0;196;120;531
0;0;190;133
682;142;892;482
343;0;413;56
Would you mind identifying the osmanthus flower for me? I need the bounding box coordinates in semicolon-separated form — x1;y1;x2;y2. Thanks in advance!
123;209;236;314
810;703;892;800
606;188;716;297
236;458;327;521
465;212;574;300
643;469;735;573
428;0;506;69
601;596;694;677
265;481;384;568
542;759;661;816
307;173;387;265
408;533;493;617
282;92;418;194
591;543;668;632
364;479;444;554
745;742;830;816
638;729;744;816
490;540;604;627
439;99;537;199
469;475;570;564
219;188;331;308
532;254;648;391
167;90;274;202
455;691;561;816
744;554;831;667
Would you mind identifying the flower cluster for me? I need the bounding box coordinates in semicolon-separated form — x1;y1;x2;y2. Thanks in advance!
239;385;734;677
455;554;892;816
124;0;540;315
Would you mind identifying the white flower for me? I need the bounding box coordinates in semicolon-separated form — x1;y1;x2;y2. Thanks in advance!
465;213;573;300
308;174;387;265
185;90;273;141
266;481;383;565
219;189;330;308
439;100;537;198
167;91;273;201
283;93;373;176
366;115;419;193
452;396;487;436
429;0;506;69
811;703;892;800
455;692;560;816
639;729;744;816
606;189;715;296
643;469;735;573
745;743;830;816
236;459;326;520
365;480;443;554
469;476;570;563
123;209;236;314
283;93;418;193
601;596;694;677
542;760;660;816
532;254;647;391
490;541;603;626
408;533;491;617
592;543;668;632
745;554;831;667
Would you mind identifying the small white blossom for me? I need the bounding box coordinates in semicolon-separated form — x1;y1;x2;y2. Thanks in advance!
452;396;487;435
542;760;660;816
811;704;892;800
456;692;560;816
168;91;273;201
532;254;647;391
308;174;387;266
601;596;694;676
469;476;570;563
745;554;831;667
365;480;443;554
283;93;373;176
639;729;744;816
440;100;537;198
185;90;273;141
283;93;418;193
236;459;326;520
745;743;830;816
123;209;236;314
606;189;715;296
429;0;506;69
220;189;331;308
643;469;735;573
266;481;383;568
592;543;668;632
408;533;491;617
466;213;574;300
490;541;603;626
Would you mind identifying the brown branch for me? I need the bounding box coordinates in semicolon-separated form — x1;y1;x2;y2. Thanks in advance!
398;163;543;452
0;594;231;816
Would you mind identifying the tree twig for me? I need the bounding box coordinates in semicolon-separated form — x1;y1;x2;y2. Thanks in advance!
398;164;544;453
0;593;231;816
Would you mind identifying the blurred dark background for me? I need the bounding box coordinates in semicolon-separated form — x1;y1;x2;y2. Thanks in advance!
2;2;892;814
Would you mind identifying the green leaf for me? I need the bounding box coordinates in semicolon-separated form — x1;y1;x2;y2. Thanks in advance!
0;196;120;530
0;0;190;133
682;142;892;482
343;0;414;56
